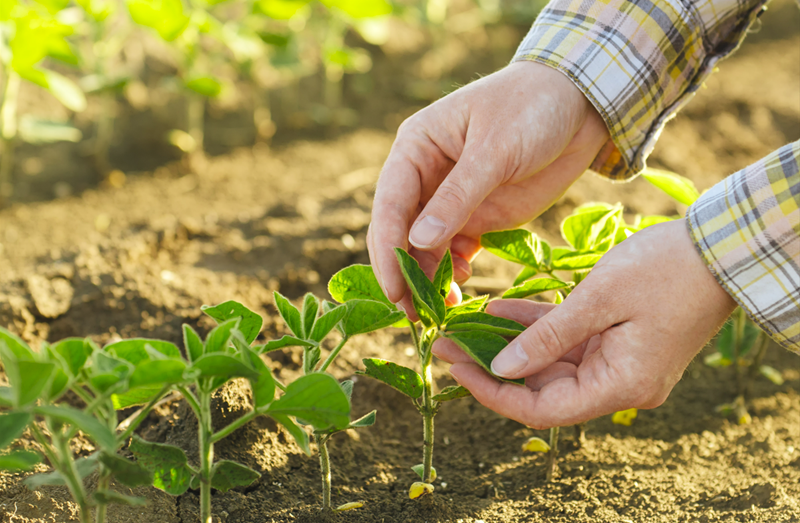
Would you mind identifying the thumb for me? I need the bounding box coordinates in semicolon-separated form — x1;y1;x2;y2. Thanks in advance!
408;148;500;250
490;289;615;379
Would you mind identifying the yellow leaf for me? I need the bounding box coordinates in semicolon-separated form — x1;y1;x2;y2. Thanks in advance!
408;482;434;499
521;436;550;453
612;408;638;426
334;501;364;512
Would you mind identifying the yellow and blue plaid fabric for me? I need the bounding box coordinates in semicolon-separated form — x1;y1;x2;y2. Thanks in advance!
688;141;800;353
512;0;768;180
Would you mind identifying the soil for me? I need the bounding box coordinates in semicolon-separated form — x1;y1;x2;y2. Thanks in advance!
1;3;799;523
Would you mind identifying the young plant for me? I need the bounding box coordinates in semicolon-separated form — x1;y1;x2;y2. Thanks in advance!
0;0;86;202
329;250;526;498
0;328;170;523
481;202;644;481
270;290;385;512
641;168;782;424
128;300;351;523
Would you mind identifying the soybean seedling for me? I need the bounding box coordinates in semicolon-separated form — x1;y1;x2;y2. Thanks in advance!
0;327;171;523
641;168;783;424
481;202;643;481
270;290;385;512
129;301;351;523
330;250;526;498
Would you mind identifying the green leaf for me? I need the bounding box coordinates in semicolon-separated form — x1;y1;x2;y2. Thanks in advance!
202;302;263;345
274;292;303;338
204;319;238;354
480;229;547;270
242;347;275;409
642;168;700;206
127;0;190;41
0;342;55;408
394;248;445;325
513;265;538;286
432;385;471;402
183;324;204;363
323;0;391;18
0;327;34;360
704;352;732;368
357;358;423;399
433;251;453;299
42;70;87;112
189;354;259;381
211;461;260;492
301;293;319;339
340;380;354;401
560;207;612;251
24;455;97;488
91;491;147;506
18;117;82;144
309;304;347;342
45;365;69;402
267;373;351;431
129;359;187;389
550;252;603;271
444;312;525;337
328;264;393;307
303;346;321;374
759;365;784;385
106;339;181;366
348;410;376;429
341;300;405;337
444;295;488;321
112;385;164;410
254;0;310;19
0;450;41;471
410;464;436;481
129;436;193;496
51;338;91;376
502;278;573;299
88;352;132;393
184;77;222;98
0;412;32;450
34;406;116;452
444;331;522;383
0;387;11;407
271;414;310;455
98;453;153;488
259;336;315;353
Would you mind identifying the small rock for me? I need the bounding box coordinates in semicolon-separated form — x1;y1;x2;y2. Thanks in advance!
27;275;73;318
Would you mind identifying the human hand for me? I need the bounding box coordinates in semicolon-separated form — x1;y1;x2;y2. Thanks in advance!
432;219;737;428
368;61;609;313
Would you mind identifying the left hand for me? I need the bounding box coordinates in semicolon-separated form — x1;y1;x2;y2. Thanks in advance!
432;219;737;428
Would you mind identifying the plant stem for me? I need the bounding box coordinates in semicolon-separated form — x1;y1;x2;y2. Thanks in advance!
317;337;348;373
573;423;585;449
178;385;202;418
420;353;435;483
317;433;332;510
95;470;111;523
116;386;172;444
198;392;214;523
0;69;20;203
94;92;114;176
545;426;559;482
52;430;92;523
743;333;770;399
187;93;205;166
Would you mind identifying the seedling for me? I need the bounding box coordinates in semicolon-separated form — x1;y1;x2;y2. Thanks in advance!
128;301;351;523
0;0;86;202
641;168;781;424
270;290;384;512
480;201;659;481
329;250;526;498
0;328;167;523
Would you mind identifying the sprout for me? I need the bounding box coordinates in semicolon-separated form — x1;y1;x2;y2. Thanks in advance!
408;482;435;499
521;437;551;453
612;408;638;427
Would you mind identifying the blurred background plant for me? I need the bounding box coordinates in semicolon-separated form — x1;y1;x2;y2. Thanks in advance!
0;0;548;205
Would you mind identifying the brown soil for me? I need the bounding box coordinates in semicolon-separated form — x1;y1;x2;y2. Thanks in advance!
1;4;799;523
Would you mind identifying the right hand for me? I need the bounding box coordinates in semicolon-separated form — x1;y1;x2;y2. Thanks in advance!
368;61;610;312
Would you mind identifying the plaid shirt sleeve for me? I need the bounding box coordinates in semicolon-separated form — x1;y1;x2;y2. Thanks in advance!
687;141;800;354
512;0;769;180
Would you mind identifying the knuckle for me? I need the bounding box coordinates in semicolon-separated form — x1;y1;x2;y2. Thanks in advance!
529;319;568;361
435;182;471;212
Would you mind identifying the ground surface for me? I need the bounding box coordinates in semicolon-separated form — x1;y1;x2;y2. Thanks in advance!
1;4;799;523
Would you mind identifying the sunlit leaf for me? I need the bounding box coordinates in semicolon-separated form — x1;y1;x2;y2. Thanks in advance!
267;373;350;431
432;385;471;402
309;304;347;342
502;278;573;299
0;412;32;450
34;406;116;451
394;248;445;325
328;264;393;307
443;331;522;383
480;229;548;270
341;300;405;337
202;301;263;345
357;358;423;399
129;436;193;496
642;168;700;206
444;312;525;337
274;292;303;338
432;251;453;300
259;335;315;353
184;77;222;98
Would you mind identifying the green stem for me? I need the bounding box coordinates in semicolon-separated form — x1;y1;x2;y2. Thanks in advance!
0;69;20;202
187;93;205;164
211;409;258;444
116;386;171;444
95;470;111;523
419;332;436;484
317;434;332;510
317;337;349;373
52;429;92;523
198;392;214;523
545;427;559;482
29;424;60;470
743;333;770;399
178;386;202;418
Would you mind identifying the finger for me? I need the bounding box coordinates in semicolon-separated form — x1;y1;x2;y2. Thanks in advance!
452;255;472;285
524;361;578;391
445;281;462;306
432;337;472;364
485;299;556;327
408;146;501;251
489;287;620;379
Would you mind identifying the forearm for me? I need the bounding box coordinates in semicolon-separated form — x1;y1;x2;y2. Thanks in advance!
687;140;800;353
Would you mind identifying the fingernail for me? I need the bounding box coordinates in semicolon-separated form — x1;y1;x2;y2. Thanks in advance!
396;302;407;315
491;341;528;377
449;368;462;384
409;216;447;248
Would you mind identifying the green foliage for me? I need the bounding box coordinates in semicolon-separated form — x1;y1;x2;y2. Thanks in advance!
642;168;700;206
358;358;424;399
502;278;573;300
211;460;261;492
129;436;194;496
267;373;350;430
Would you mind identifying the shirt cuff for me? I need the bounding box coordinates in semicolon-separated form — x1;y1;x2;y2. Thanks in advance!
513;0;767;181
687;141;800;354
